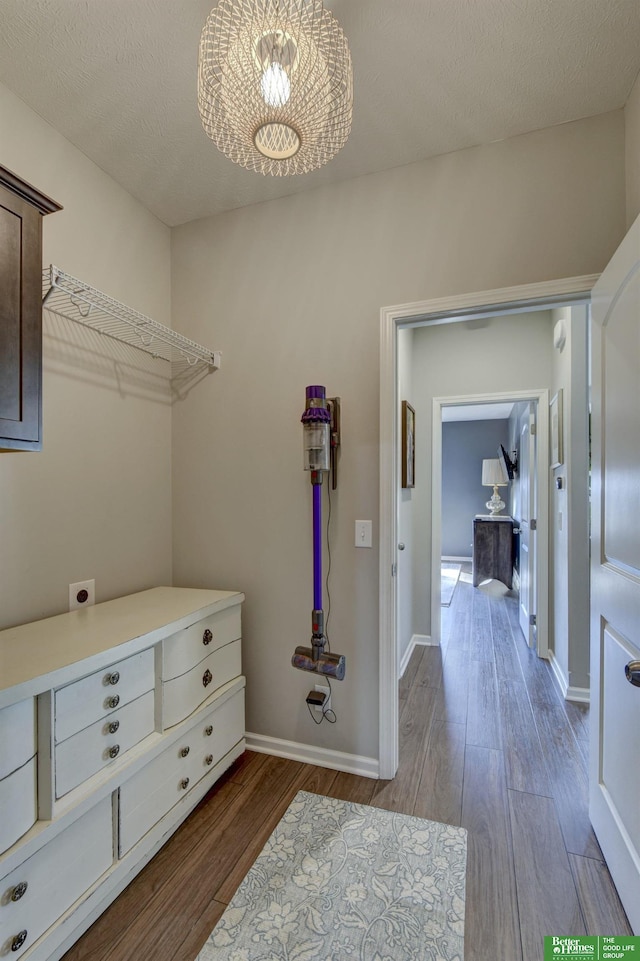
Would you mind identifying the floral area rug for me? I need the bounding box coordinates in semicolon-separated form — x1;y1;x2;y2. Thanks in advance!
195;790;467;961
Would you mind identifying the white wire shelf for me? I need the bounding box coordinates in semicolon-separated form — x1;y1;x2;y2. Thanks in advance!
42;265;220;376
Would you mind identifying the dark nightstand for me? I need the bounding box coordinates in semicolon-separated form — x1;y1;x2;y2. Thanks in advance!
473;515;514;588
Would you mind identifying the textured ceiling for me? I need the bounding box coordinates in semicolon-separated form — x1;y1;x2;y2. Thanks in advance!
0;0;639;226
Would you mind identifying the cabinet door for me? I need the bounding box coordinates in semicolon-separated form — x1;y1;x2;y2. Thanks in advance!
0;168;61;452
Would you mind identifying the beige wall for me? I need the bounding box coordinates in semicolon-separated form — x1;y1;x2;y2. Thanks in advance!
625;71;640;227
0;83;173;630
0;67;633;760
172;110;626;763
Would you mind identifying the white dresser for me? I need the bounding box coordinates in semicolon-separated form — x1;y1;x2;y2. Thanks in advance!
0;586;245;961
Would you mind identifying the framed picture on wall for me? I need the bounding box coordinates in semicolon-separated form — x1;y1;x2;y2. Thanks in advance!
401;401;415;488
550;389;563;468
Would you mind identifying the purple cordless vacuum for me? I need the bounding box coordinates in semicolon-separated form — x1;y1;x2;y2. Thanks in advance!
291;386;346;680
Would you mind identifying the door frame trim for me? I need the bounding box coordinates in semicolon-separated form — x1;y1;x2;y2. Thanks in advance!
378;273;599;779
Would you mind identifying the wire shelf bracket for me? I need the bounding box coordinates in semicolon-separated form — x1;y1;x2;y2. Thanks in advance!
42;265;221;376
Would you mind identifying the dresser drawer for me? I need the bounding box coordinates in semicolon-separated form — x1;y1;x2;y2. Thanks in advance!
55;648;155;743
0;699;36;781
55;690;156;798
181;695;244;789
119;687;245;856
163;605;241;680
0;795;112;956
162;640;241;729
0;758;37;857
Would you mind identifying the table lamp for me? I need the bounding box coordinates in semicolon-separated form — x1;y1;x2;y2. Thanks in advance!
482;458;508;515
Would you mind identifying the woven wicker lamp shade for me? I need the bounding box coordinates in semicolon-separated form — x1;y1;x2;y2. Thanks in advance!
198;0;353;176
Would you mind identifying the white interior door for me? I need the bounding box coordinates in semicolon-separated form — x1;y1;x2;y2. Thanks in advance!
589;213;640;934
518;405;537;646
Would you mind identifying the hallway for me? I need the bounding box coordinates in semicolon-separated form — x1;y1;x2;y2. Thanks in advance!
374;567;632;958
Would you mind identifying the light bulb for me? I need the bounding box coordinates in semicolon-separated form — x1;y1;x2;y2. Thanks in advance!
261;61;291;107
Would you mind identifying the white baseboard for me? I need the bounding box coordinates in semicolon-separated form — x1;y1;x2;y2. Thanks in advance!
399;634;435;678
548;652;590;704
413;633;437;647
441;556;472;563
565;685;590;704
548;651;568;698
245;732;379;779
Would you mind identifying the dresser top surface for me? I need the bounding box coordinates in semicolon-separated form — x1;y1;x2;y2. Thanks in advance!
0;587;243;703
474;515;514;522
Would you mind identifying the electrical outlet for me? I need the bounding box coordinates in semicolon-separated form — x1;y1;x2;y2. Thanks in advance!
314;683;331;714
69;579;95;611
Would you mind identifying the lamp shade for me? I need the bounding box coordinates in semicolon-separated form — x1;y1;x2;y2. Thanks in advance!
482;458;508;487
198;0;353;176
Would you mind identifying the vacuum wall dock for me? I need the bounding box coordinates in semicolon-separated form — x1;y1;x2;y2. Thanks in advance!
292;386;346;686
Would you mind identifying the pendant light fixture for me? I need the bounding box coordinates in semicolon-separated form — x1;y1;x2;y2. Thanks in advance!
198;0;353;176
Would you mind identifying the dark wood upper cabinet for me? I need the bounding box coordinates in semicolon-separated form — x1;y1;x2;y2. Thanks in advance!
0;165;62;451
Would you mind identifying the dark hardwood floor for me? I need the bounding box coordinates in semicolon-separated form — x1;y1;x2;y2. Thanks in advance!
63;568;631;961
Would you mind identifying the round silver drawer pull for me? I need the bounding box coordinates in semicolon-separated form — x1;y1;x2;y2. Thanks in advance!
202;628;213;646
180;777;190;790
11;930;27;952
204;725;213;737
106;671;120;685
205;754;213;766
625;660;640;687
11;882;28;902
180;746;190;758
108;744;120;759
202;669;212;688
108;720;120;734
107;694;120;709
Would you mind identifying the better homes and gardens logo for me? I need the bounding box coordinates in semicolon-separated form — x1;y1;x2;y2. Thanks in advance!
546;939;596;956
544;937;640;959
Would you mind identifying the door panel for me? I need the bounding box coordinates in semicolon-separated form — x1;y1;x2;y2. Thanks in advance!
602;279;640;571
590;214;640;934
601;625;640;858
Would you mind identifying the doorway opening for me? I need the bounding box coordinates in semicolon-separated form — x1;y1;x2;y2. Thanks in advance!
434;394;541;657
379;275;595;779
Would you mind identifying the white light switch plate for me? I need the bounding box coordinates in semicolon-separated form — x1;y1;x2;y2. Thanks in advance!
355;520;372;548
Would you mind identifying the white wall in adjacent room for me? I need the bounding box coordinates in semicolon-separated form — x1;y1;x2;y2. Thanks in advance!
410;312;554;640
549;305;590;695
